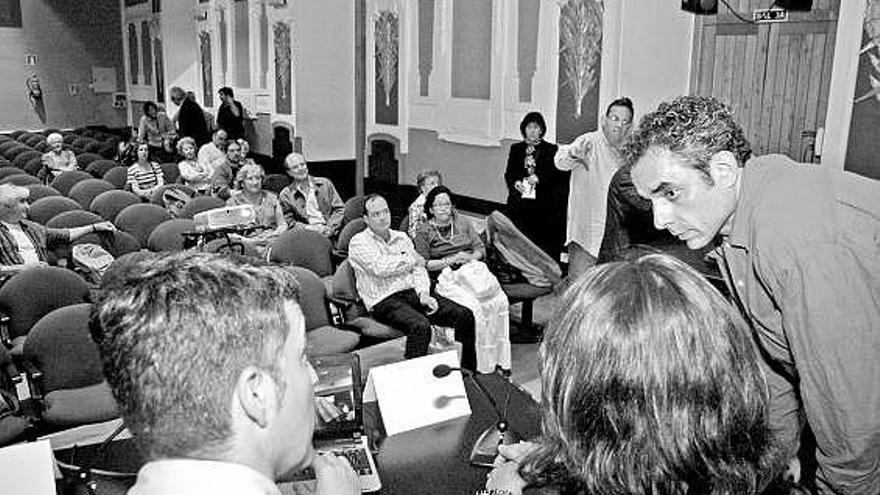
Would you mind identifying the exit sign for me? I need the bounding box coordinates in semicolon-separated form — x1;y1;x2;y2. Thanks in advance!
754;8;789;22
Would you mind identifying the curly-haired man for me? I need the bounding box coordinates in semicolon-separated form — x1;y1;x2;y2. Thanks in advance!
626;95;879;494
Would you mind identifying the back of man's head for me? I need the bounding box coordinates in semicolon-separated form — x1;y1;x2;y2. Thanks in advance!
95;251;300;460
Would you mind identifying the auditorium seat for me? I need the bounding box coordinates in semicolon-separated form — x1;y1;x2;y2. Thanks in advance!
90;190;141;223
263;173;291;195
22;303;119;427
5;146;33;162
342;196;366;227
12;150;41;169
27;196;83;225
73;230;140;259
102;166;129;189
0;142;21;157
84;159;116;179
114;203;172;246
160;162;180;184
269;229;334;278
328;259;404;341
176;195;225;219
147;218;196;252
24;156;44;176
75;153;101;170
46;210;104;230
149;184;194;206
0;174;41;187
291;266;360;356
0;167;25;180
50;170;93;196
0;267;90;354
68;179;116;209
26;184;63;202
334;217;367;260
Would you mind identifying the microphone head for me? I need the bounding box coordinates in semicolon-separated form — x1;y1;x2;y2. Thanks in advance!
432;364;453;378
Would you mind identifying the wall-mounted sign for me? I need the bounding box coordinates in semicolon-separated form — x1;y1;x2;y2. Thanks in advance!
24;54;36;66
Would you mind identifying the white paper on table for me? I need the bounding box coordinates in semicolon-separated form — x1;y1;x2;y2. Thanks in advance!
363;351;471;436
0;440;56;495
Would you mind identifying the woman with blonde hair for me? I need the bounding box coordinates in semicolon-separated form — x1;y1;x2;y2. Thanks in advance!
485;253;777;494
226;162;287;252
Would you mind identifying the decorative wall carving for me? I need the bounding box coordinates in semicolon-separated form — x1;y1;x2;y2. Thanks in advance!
274;21;292;114
128;23;139;83
375;11;399;107
558;0;602;119
199;30;214;107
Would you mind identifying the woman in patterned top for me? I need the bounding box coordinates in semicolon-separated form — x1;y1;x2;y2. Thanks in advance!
127;143;165;201
227;162;287;251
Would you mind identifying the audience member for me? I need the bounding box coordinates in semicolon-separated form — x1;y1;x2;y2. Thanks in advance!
127;144;165;201
211;139;247;200
138;101;174;161
217;86;246;141
504;112;569;262
413;186;510;373
157;131;180;164
170;86;210;146
486;254;774;494
414;186;484;275
177;137;211;194
278;152;344;238
40;132;77;183
349;194;476;370
227;162;287;252
96;251;359;495
0;184;114;276
555;97;634;279
116;127;139;168
627;95;880;494
198;129;229;177
407;170;442;238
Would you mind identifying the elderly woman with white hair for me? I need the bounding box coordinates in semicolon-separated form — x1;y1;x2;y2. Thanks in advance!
0;184;114;277
226;162;287;252
40;132;77;183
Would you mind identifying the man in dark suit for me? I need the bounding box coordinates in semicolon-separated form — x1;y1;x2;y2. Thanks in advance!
170;86;210;146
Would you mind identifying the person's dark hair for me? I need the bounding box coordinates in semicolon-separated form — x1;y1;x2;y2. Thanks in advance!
519;254;771;494
95;251;301;460
623;95;752;184
423;185;453;219
519;111;547;139
218;86;234;98
142;101;157;116
605;97;634;117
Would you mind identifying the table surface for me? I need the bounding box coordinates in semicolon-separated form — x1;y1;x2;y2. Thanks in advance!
52;373;542;495
365;373;542;494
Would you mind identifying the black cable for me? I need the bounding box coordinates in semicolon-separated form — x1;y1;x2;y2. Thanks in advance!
718;0;756;24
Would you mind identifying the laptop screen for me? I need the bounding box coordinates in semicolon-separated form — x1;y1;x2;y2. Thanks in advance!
310;354;363;439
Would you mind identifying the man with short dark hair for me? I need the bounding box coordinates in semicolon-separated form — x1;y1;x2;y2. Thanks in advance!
628;95;880;494
348;194;477;370
555;97;634;279
217;86;245;141
170;86;210;146
97;251;359;495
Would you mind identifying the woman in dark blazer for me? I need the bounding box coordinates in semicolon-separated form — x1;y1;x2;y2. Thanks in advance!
504;112;569;263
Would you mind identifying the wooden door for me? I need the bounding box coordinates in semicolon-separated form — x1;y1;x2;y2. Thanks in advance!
691;0;840;162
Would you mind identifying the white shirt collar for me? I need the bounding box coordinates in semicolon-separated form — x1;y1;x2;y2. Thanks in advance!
129;459;282;495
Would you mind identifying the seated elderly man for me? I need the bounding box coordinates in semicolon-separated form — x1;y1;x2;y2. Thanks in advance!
278;152;344;238
96;251;359;495
0;184;114;277
198;129;229;176
349;194;477;370
40;132;77;183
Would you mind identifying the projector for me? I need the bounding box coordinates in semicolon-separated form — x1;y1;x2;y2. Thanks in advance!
193;204;257;231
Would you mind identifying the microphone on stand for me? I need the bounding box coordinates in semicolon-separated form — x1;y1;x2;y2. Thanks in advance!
432;364;521;467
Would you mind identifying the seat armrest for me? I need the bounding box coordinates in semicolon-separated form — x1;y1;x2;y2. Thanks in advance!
327;295;355;309
18;358;43;403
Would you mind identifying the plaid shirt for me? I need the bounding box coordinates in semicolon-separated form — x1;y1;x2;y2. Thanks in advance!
0;220;68;266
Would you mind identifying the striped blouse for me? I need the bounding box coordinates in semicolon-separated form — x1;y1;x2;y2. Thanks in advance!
127;162;164;191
